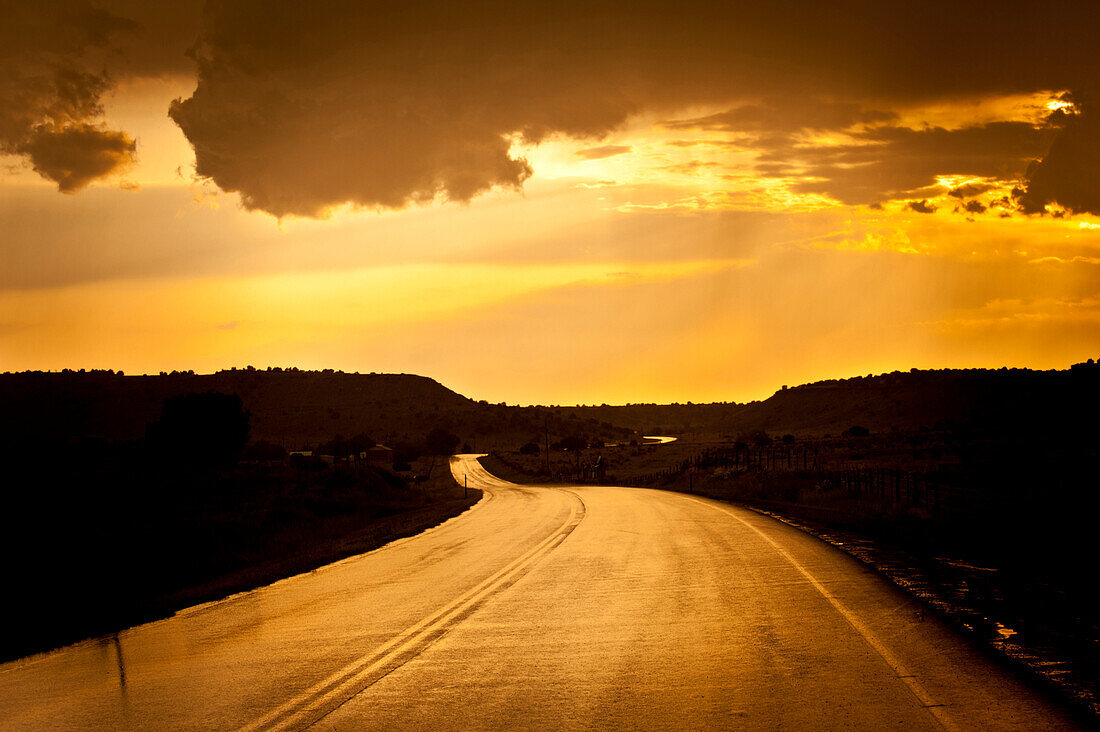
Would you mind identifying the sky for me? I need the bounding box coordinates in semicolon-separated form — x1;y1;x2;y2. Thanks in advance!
2;1;1099;404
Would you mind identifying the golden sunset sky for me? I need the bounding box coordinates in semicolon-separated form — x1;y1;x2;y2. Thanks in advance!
2;1;1098;404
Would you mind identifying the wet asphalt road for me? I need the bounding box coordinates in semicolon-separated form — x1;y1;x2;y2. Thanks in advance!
0;455;1079;730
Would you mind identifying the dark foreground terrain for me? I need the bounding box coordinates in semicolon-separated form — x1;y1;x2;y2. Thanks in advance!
0;368;636;662
4;361;1097;712
1;426;479;663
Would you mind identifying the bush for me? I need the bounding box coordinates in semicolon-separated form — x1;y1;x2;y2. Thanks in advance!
519;441;540;455
392;441;421;464
554;435;587;452
317;434;350;458
424;427;460;456
739;430;773;447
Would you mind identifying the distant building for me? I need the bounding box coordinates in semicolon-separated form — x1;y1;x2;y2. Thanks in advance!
364;444;394;463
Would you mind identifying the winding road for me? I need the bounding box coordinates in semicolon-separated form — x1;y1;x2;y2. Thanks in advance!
0;454;1078;729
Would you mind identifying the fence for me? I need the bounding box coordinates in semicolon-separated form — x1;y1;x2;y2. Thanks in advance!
621;444;993;518
815;465;988;517
621;444;821;487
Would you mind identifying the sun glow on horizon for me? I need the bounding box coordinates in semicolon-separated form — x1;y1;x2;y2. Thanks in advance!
2;35;1098;404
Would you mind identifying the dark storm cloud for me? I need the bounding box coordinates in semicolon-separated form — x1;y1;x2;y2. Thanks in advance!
0;0;138;190
1015;91;1100;215
7;1;1100;215
907;200;936;214
0;1;200;191
575;145;633;160
964;200;987;214
163;0;1100;218
19;124;137;192
760;122;1056;205
98;1;203;77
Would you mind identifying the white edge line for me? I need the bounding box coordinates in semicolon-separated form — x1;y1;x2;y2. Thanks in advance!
682;494;958;732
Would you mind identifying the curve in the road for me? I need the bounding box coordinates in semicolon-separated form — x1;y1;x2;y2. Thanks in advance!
243;459;586;731
0;454;1080;730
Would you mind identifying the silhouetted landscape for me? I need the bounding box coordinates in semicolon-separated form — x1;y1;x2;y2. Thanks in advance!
0;368;637;661
3;363;1098;710
6;2;1100;727
0;368;631;451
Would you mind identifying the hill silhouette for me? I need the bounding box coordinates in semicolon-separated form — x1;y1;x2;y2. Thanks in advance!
572;366;1098;438
0;368;631;451
726;367;1097;437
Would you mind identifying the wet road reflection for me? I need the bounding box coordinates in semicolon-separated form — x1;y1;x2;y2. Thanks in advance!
0;455;1079;730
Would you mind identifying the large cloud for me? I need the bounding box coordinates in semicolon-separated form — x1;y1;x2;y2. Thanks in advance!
0;1;140;191
1016;91;1100;216
6;1;1100;215
161;0;1100;217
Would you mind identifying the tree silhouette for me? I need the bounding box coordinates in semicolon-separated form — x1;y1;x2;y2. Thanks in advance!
424;427;460;456
421;427;459;480
349;433;375;467
556;435;587;452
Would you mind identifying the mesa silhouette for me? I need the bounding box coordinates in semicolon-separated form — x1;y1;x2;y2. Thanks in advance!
0;368;631;452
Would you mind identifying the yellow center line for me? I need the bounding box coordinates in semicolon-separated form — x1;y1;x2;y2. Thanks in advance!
240;487;584;731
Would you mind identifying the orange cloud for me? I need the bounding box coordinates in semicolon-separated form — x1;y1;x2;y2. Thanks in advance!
158;1;1100;217
0;1;138;190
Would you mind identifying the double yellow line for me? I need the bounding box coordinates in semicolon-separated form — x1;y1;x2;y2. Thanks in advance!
240;490;585;731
